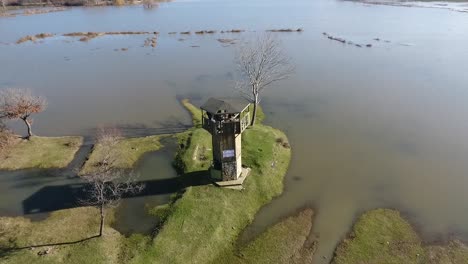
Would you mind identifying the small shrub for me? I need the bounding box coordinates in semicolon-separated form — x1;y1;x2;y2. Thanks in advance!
114;0;124;6
0;122;15;155
63;140;80;148
276;137;290;149
118;234;151;263
148;204;172;221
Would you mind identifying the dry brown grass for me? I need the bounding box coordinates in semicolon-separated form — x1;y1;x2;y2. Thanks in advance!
0;124;15;156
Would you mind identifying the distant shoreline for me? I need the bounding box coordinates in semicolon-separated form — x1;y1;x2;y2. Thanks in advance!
0;0;170;17
348;0;468;13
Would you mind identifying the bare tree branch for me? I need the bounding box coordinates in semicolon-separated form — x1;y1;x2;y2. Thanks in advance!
235;33;294;125
0;88;47;139
80;127;144;237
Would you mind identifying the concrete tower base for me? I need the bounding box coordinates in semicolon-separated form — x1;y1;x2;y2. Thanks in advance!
213;167;251;190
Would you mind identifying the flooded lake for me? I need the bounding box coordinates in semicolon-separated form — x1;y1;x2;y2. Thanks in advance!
2;0;468;262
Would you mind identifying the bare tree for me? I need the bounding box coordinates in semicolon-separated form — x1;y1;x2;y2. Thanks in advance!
1;0;6;12
235;34;294;126
81;127;143;237
0;88;47;139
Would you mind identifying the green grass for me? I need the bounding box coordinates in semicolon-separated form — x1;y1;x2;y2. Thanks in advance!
0;207;124;264
333;209;468;264
181;99;202;128
222;208;315;264
81;135;163;174
0;136;83;170
130;102;291;264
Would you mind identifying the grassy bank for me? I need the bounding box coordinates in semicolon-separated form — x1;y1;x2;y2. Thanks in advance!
0;136;83;170
221;208;315;264
131;102;291;264
333;209;468;264
81;135;163;174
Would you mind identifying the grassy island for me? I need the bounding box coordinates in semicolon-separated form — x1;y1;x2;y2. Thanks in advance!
0;136;83;170
131;100;292;264
333;209;468;264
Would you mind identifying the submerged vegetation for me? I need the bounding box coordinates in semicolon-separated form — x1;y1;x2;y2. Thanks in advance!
14;29;304;46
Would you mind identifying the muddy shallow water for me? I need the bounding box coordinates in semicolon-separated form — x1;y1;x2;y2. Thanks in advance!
2;0;468;262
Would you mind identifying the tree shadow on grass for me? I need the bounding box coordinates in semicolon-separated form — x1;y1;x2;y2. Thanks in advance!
0;234;100;258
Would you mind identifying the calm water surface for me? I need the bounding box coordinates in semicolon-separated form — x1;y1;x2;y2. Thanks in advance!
2;0;468;262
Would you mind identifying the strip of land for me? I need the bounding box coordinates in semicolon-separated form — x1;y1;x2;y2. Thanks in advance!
333;208;468;264
81;135;163;174
0;136;82;170
219;208;315;264
351;0;468;13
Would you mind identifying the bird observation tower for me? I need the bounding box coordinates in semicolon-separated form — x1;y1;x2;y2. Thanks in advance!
201;97;251;185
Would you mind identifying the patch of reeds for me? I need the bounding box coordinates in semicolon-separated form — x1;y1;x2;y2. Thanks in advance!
267;28;303;32
16;33;54;44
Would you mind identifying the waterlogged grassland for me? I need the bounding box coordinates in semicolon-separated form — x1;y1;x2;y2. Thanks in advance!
0;136;83;170
81;135;163;174
131;103;291;264
0;100;292;264
333;209;468;264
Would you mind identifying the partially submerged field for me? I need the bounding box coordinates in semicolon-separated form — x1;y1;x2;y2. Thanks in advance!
333;209;468;264
0;100;298;264
0;136;82;170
